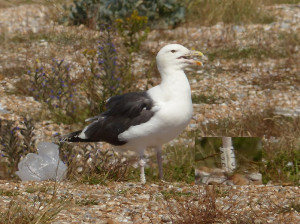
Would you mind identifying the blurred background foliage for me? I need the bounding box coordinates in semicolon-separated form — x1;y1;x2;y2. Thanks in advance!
67;0;185;29
65;0;299;29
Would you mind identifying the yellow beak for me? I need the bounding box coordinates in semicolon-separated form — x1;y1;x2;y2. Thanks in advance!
188;50;205;66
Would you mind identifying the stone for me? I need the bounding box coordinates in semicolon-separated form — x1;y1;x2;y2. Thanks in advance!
231;174;250;185
247;173;262;182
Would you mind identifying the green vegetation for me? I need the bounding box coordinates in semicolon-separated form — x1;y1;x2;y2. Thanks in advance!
11;22;145;123
23;59;82;124
126;143;195;183
192;93;225;104
261;138;300;185
68;0;185;29
161;189;194;200
186;0;274;25
115;10;150;53
0;189;19;197
0;196;67;224
81;23;142;114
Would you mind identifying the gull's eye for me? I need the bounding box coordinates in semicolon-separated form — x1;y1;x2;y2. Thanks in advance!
171;50;176;53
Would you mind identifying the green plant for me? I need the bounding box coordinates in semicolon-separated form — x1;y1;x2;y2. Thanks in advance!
127;143;195;183
81;25;139;114
261;138;300;184
24;59;83;124
84;30;120;112
0;189;19;197
12;24;145;122
68;0;185;29
164;145;195;183
115;10;149;53
192;93;225;104
161;190;194;200
0;192;67;224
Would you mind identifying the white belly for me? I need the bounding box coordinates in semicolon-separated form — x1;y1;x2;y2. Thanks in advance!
118;98;193;149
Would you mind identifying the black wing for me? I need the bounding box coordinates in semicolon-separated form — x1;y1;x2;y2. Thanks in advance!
75;92;155;145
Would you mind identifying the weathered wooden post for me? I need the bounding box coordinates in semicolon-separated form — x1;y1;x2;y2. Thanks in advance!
220;137;236;172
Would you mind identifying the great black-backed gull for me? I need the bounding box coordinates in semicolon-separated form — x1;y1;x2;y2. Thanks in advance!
62;44;204;183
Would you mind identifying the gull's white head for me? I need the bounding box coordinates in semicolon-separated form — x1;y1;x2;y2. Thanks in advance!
156;44;204;72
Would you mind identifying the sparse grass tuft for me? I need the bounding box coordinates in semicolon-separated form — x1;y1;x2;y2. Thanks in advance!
192;93;225;104
0;194;67;224
163;145;195;183
186;0;274;26
198;108;300;137
207;30;299;61
168;187;230;224
265;0;300;4
128;143;195;183
0;117;36;177
0;189;19;197
161;190;194;200
168;185;299;223
208;46;283;61
261;137;300;184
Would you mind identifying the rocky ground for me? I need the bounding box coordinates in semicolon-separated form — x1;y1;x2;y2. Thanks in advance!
0;180;299;223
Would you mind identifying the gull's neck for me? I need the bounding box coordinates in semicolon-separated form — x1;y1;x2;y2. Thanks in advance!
158;67;191;98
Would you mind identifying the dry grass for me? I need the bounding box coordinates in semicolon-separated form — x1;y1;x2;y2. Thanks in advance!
168;187;223;224
261;137;300;184
0;0;68;7
0;183;68;224
167;186;251;223
198;108;300;137
168;185;300;223
265;0;300;4
185;0;274;26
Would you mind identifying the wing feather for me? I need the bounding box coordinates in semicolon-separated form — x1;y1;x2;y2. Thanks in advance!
81;92;155;145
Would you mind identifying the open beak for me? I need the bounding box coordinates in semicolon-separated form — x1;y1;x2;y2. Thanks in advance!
188;50;205;66
178;50;205;66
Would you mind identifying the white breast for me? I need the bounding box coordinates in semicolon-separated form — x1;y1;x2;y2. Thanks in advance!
118;72;193;149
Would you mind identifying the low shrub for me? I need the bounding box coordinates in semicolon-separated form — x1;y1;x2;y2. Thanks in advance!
67;0;185;29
